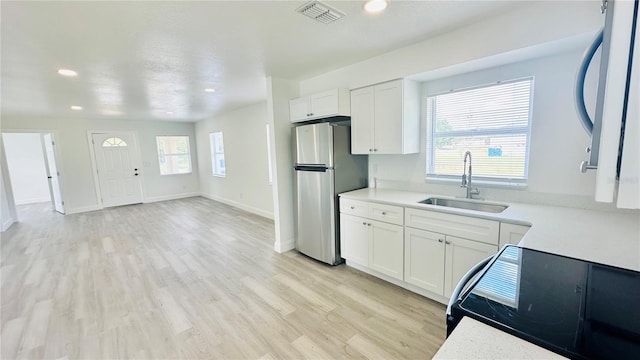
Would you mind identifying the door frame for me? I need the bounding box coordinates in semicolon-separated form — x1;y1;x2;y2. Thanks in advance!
0;129;67;218
87;130;145;209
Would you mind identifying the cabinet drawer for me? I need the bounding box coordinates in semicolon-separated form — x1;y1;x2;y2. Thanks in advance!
340;198;369;218
405;208;499;245
368;203;403;226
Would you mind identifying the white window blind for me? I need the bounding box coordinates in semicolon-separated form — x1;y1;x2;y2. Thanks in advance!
156;136;192;175
426;78;533;183
210;132;226;177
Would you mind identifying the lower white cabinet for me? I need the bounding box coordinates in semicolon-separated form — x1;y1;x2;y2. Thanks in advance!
404;228;497;298
340;213;404;281
340;213;369;267
444;236;497;298
499;223;531;248
404;227;445;294
369;220;404;280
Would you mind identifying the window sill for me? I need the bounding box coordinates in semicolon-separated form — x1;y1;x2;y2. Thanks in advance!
160;172;193;176
425;176;527;189
212;174;226;178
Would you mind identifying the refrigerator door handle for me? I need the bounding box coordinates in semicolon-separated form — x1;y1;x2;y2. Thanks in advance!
294;165;328;172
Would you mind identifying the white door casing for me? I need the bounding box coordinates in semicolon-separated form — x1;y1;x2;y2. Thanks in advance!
43;133;65;214
91;132;143;208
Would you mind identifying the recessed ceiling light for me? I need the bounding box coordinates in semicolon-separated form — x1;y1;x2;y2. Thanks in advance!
58;69;78;77
204;88;216;93
364;0;388;13
70;105;83;110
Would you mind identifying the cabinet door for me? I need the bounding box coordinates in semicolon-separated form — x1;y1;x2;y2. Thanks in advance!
373;80;404;154
290;96;310;122
369;220;404;280
444;236;497;298
310;89;338;118
340;213;369;267
404;227;445;295
350;87;375;154
499;223;530;248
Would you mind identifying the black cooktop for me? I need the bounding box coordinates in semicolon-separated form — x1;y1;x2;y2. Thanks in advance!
452;245;640;359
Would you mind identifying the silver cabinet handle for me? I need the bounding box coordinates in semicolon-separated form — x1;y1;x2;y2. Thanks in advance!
362;222;367;225
373;148;378;152
445;240;451;245
367;223;371;226
381;212;386;215
350;206;355;209
438;239;444;243
369;148;373;152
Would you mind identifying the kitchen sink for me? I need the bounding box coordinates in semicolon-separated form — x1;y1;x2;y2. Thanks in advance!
418;197;509;213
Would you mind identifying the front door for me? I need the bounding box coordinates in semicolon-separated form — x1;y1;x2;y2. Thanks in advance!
91;132;143;208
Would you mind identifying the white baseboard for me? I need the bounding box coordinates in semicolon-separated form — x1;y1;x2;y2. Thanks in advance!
1;218;15;232
15;197;51;205
144;192;200;203
65;205;101;215
346;260;449;306
199;193;274;220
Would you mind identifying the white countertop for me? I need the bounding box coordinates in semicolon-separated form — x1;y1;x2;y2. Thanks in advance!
340;188;640;359
339;188;640;271
433;317;566;359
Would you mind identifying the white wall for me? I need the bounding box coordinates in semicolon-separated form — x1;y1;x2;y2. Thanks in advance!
0;135;18;231
369;50;608;208
0;117;200;214
195;102;274;219
2;133;51;205
266;77;299;253
300;1;602;94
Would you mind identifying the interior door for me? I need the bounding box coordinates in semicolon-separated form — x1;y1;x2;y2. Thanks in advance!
91;132;143;208
43;133;65;214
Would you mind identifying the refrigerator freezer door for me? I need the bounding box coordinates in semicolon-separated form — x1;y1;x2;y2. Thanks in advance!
294;123;333;167
296;167;337;264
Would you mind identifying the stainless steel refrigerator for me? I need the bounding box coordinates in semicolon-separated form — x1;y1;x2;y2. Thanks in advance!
293;122;367;265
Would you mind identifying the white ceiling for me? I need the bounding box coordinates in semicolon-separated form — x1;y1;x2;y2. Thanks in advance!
1;1;525;122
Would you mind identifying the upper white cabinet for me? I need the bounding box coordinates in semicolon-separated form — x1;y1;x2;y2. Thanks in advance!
350;79;420;154
289;88;350;123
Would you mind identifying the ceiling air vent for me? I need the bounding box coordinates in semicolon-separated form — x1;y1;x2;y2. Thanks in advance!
297;1;345;24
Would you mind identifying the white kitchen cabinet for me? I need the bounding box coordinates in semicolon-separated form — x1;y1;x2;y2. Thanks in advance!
350;79;419;154
289;88;350;123
444;236;497;298
340;213;369;267
369;220;404;280
405;208;499;246
499;223;531;248
340;199;404;280
404;227;496;298
405;227;445;294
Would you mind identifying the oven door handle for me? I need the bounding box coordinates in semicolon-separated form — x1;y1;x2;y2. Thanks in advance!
446;255;494;317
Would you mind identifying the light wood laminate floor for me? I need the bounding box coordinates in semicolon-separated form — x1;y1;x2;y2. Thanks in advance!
1;197;446;359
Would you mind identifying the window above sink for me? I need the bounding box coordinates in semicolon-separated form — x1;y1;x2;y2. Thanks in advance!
425;78;533;186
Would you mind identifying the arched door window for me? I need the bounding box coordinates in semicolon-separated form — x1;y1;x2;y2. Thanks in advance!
102;137;128;147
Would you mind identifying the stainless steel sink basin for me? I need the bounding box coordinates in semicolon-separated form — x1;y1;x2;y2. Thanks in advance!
418;197;509;213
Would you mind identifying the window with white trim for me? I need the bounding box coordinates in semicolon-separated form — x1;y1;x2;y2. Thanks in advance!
210;132;226;177
426;78;533;184
156;136;192;175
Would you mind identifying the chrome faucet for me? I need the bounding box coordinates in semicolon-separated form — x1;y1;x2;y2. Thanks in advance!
461;151;480;199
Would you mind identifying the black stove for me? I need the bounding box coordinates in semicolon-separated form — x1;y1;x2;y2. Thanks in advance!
447;245;640;359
